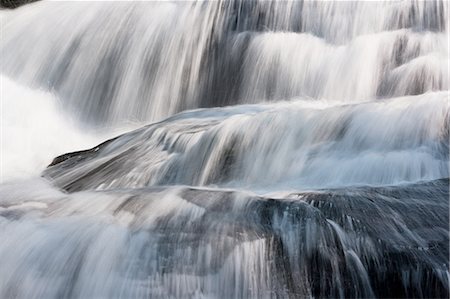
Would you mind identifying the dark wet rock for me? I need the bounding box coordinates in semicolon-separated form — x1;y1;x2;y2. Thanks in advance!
0;0;38;9
1;176;447;298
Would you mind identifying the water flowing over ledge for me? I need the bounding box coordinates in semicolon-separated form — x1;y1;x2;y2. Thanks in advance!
44;92;449;193
1;1;448;125
0;1;449;298
0;178;448;298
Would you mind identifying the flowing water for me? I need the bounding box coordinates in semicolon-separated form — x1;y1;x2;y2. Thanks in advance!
0;1;449;298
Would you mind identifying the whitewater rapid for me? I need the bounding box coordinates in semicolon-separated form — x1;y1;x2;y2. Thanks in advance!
0;75;139;181
43;92;449;192
0;1;449;298
1;1;448;125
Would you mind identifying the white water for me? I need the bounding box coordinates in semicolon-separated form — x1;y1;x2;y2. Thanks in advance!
1;1;448;187
241;29;448;102
0;76;97;180
0;75;138;181
0;1;449;298
1;1;448;124
43;92;449;192
0;177;447;298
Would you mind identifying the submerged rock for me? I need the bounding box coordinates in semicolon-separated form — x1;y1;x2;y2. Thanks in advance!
43;94;449;193
0;178;447;298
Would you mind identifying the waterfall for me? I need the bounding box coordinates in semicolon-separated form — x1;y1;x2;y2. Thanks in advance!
1;1;447;124
0;1;448;298
43;92;449;192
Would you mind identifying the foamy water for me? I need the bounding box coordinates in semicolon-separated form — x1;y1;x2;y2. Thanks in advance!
0;1;448;298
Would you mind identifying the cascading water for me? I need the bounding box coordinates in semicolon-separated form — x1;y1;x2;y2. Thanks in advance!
2;1;448;124
0;1;448;298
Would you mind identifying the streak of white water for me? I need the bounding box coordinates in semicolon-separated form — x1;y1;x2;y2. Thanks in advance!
241;30;448;102
0;178;447;299
43;92;449;192
1;1;448;124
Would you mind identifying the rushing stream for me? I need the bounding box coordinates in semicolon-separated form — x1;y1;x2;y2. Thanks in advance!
0;1;449;298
